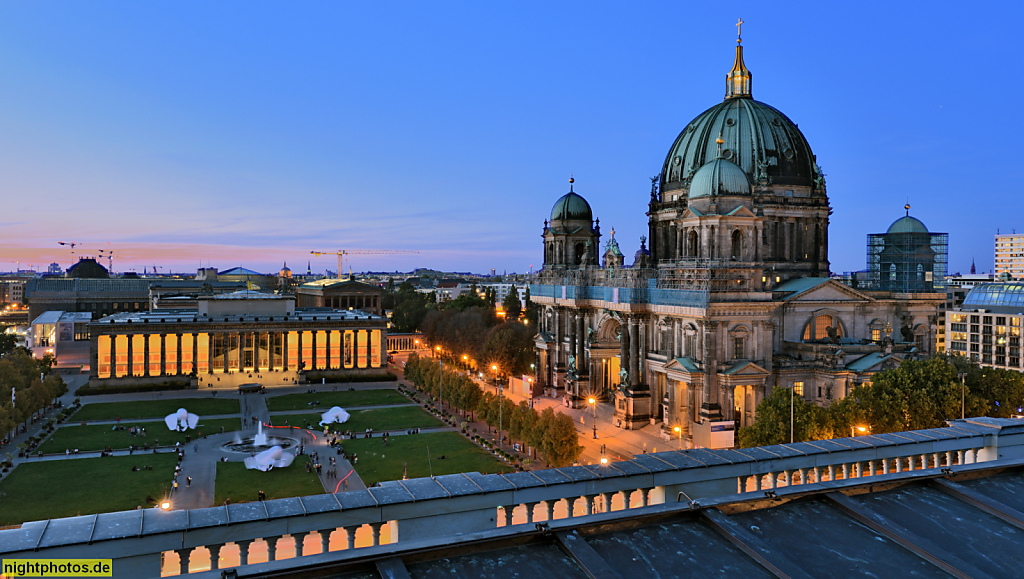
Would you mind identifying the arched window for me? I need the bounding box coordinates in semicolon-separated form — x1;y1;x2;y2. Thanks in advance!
889;264;897;280
731;230;742;260
688;230;698;257
574;243;585;265
917;264;924;280
802;314;845;342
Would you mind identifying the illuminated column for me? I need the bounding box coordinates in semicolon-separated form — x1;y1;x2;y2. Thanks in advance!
143;333;150;377
268;331;276;370
297;332;303;370
207;333;215;374
283;331;290;371
126;334;134;377
312;330;320;370
176;333;183;375
192;333;198;375
107;336;114;377
160;334;167;376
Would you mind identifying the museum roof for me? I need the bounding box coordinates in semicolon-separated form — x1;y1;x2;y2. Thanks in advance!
90;308;383;326
30;311;92;326
845;352;894;372
218;267;265;276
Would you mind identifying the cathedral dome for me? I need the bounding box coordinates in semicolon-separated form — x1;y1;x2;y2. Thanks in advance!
549;180;593;222
887;206;929;234
688;157;751;199
660;45;818;194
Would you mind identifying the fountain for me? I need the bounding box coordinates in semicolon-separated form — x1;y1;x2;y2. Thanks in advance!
220;421;300;454
253;421;268;447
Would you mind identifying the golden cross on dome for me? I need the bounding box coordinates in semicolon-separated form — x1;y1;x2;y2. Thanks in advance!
736;17;743;44
610;227;616;238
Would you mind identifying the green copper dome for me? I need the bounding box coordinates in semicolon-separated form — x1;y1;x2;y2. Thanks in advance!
688;157;751;199
550;191;593;223
661;97;816;194
887;215;929;234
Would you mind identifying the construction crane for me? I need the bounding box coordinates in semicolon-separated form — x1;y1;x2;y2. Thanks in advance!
57;241;81;265
310;249;419;279
98;249;115;274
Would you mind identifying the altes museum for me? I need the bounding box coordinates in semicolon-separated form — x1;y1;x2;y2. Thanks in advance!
530;36;946;448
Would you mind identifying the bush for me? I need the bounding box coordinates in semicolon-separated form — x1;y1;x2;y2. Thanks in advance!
303;371;396;384
77;381;192;396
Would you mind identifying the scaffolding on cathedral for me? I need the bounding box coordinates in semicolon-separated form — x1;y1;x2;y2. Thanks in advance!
530;259;715;309
866;230;948;293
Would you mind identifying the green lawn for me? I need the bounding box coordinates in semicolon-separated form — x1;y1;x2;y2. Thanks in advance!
0;453;179;525
265;388;407;411
71;398;240;422
344;431;514;486
214;456;324;504
269;406;442;433
38;418;242;454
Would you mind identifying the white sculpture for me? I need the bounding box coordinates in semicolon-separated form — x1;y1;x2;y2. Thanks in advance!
244;445;295;471
164;408;199;432
319;406;350;427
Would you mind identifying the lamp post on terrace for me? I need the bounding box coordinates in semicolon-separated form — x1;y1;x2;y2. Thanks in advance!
958;371;967;420
588;396;597;439
493;364;502;450
674;425;683;450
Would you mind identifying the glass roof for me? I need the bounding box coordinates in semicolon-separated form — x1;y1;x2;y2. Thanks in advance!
962;283;1024;312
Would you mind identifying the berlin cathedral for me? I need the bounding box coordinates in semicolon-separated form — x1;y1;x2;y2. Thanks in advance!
530;33;945;448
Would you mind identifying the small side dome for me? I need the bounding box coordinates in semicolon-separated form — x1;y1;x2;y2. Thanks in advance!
887;215;929;234
688;157;751;199
550;190;593;222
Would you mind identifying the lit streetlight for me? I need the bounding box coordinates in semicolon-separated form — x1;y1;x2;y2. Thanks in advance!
588;396;597;439
851;424;869;437
674;425;683;450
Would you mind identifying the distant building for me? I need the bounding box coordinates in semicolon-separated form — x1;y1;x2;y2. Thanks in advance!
946;282;1024;371
47;262;62;275
937;273;993;352
66;258;110;279
995;233;1024;280
89;290;388;388
28;311;91;365
295;278;383;315
866;205;948;293
25;278;150;321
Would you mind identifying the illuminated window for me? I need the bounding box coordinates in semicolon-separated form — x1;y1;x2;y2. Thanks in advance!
872;329;881;341
793;382;804;396
802;314;844;342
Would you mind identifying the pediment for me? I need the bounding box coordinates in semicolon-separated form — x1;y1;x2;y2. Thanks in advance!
782;279;874;303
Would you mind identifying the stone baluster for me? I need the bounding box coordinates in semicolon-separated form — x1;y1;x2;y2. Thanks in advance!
769;472;777;489
585;495;596;515
945;451;954;467
840;463;849;480
797;468;807;485
501;505;514;526
344;526;357;550
266;536;281;561
932;453;942;468
525;502;538;523
320;529;332;554
208;544;223;571
812;466;821;483
293;532;308;557
237;540;253;566
854;462;863;478
754;474;763;491
882;458;890;474
919;454;927;470
957;449;966;465
544;500;556;521
176;548;193;575
599;493;612;513
640;488;652;507
370;522;384;546
827;465;836;481
622;490;633;509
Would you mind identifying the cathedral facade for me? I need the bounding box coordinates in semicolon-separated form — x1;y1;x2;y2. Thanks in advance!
529;37;943;448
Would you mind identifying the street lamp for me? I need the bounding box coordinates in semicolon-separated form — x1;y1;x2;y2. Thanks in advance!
588;396;597;439
958;371;967;420
851;424;869;437
435;345;441;358
674;425;682;450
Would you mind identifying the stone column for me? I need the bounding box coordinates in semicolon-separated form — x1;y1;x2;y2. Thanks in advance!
176;333;183;375
89;334;100;379
585;495;595;515
207;333;215;375
192;333;198;375
265;536;280;561
502;505;514;526
629;318;641;385
297;331;304;371
283;331;290;371
320;529;332;554
160;334;168;376
700;321;721;419
268;331;276;370
208;544;222;571
293;532;308;557
576;313;586;377
600;492;613;513
622;490;633;509
143;333;150;377
619;319;629;386
107;335;115;377
525;502;537;524
126;334;134;377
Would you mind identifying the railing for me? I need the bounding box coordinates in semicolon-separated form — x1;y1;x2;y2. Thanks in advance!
3;417;1023;578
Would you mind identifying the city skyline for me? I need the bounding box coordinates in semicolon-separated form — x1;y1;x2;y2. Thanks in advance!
1;3;1020;275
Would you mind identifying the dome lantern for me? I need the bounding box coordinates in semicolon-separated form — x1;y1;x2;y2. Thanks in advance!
726;18;752;99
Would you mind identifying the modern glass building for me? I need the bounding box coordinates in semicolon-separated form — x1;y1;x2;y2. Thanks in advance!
947;282;1024;369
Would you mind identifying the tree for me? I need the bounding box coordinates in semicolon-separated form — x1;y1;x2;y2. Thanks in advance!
737;386;830;448
544;413;583;467
502;284;522;319
480;322;534;377
0;331;16;356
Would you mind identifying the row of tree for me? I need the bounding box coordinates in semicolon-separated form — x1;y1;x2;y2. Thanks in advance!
0;348;67;446
737;355;1024;447
403;354;582;466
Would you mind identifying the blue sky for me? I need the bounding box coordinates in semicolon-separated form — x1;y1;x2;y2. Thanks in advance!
0;2;1020;276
